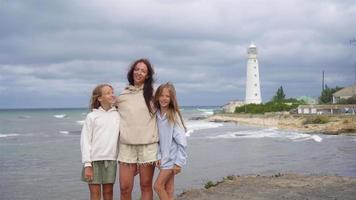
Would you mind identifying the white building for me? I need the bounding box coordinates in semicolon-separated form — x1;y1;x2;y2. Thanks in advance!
245;42;262;104
332;85;356;104
222;100;245;113
298;104;356;115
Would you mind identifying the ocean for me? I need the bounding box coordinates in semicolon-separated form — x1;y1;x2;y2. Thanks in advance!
1;107;356;200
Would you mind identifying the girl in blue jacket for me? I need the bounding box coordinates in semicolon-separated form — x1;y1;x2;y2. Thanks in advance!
153;82;188;200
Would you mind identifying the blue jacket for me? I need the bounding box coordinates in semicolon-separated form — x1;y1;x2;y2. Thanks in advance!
157;111;187;169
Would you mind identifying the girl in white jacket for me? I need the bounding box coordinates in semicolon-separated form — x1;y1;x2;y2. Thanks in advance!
153;82;188;200
80;84;120;200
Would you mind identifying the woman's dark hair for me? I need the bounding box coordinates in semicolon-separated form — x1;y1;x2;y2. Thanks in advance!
127;58;155;115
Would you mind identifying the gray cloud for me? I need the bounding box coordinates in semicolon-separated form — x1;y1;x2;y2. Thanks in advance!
0;0;355;108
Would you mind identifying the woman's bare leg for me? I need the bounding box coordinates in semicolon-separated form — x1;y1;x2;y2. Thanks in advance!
119;163;137;200
139;164;155;200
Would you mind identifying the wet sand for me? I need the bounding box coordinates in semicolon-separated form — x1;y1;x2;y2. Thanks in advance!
176;174;356;200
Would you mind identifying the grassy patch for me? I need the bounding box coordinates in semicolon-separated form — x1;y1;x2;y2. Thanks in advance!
204;175;235;189
303;116;329;124
224;175;234;181
235;99;304;114
204;180;218;189
272;173;283;178
343;119;350;124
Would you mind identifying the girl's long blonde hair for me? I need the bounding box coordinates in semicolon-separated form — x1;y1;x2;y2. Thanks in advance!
154;82;187;132
89;84;113;111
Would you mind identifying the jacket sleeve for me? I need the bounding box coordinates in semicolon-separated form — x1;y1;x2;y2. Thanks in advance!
173;122;187;167
80;114;94;167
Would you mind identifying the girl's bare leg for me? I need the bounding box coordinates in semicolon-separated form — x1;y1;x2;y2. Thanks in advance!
139;164;155;200
119;163;137;200
154;169;174;200
88;184;101;200
102;183;113;200
165;174;175;200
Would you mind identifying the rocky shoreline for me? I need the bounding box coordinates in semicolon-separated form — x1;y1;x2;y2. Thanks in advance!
174;113;356;200
208;113;356;135
176;174;356;200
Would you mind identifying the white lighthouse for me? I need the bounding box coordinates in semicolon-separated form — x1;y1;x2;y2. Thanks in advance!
245;42;262;104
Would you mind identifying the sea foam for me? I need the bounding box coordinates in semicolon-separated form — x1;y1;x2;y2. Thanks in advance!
76;120;85;125
54;114;67;119
208;128;323;142
59;131;70;135
0;133;20;138
197;108;214;115
186;121;223;136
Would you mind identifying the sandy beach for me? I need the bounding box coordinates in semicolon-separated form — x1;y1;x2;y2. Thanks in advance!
176;174;356;200
208;113;356;135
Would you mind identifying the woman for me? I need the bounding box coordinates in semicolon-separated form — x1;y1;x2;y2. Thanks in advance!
117;58;158;200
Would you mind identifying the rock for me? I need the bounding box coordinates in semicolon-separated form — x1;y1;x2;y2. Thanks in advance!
176;174;356;200
189;116;208;120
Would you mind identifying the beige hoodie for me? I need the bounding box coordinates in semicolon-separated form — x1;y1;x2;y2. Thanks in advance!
117;85;158;145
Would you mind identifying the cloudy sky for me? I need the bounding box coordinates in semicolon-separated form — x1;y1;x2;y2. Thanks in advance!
0;0;355;108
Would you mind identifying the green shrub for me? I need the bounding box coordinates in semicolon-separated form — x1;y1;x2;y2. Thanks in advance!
204;181;217;189
224;175;234;180
303;116;329;124
235;99;305;114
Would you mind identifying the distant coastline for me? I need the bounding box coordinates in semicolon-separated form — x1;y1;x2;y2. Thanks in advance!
0;107;87;111
208;113;356;135
0;105;218;111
